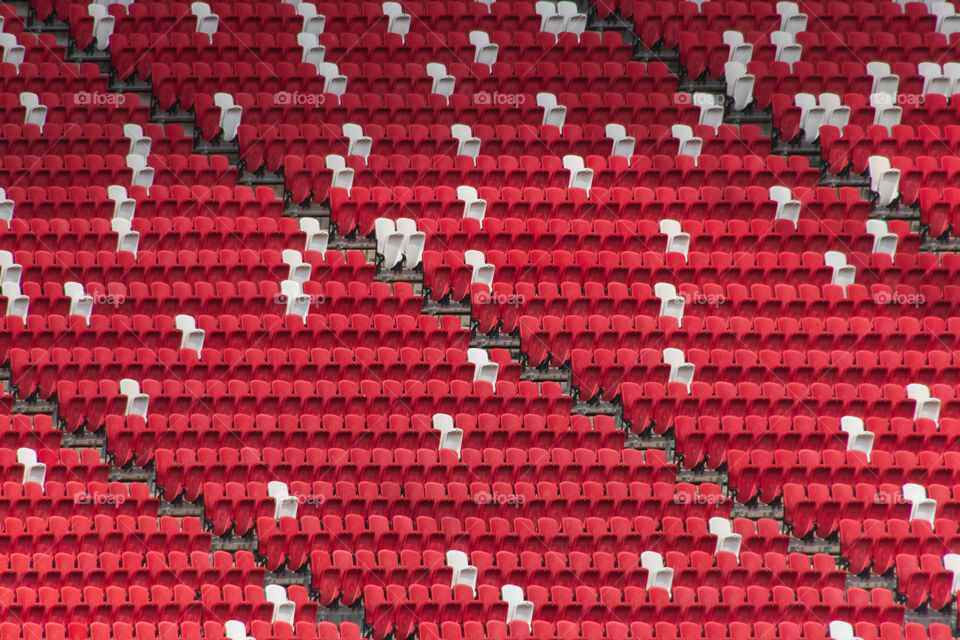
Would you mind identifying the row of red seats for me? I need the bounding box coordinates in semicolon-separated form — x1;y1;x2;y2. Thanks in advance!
0;92;148;126
293;152;818;206
890;156;960;207
431;249;944;290
107;413;622;468
155;445;669;501
788;0;940;32
747;61;929;110
57;378;573;432
571;346;960;402
255;514;786;571
773;94;960;143
216;89;678;131
3;184;283;220
0;549;262;591
151;60;677;111
420;620;944;640
0;62;105;96
9;249;371;287
0;515;210;556
819;126;960;176
0;481;157;519
624;381;960;434
145;155;237;188
204;476;714;536
677;31;792;79
920;186;960;237
310;548;841;608
0;155;139;190
200;584;318;625
239;122;761;173
22;277;939;342
420;217;912;256
0;620;359;640
0;313;467;363
727;449;960;503
0;123;191;159
363;583;897;640
14;280;422;321
11;345;521;399
0;155;234;191
0;32;64;65
113;31;631;84
0;448;105;485
784;482;960;539
840;518;960;574
73;1;316;39
330;181;822;236
0;583;315;627
674;415;957;470
0;414;59;451
470;281;960;328
89;0;543;36
17;617;939;640
627;0;936;48
517;314;957;368
0;216;310;254
680;31;960;80
283;150;808;205
896;554;955;610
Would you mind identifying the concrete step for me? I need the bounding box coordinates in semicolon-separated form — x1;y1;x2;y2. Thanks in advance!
920;237;960;253
847;573;898;590
212;535;259;553
287;203;331;220
789;536;842;556
265;570;312;589
872;203;921;221
520;368;569;384
317;605;366;627
730;501;784;521
60;430;106;451
421;300;471;318
903;608;957;630
678;467;729;488
194;140;240;161
820;172;870;189
627;434;670;454
376;268;422;284
571;400;621;416
12;399;57;416
158;501;205;518
470;334;521;350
